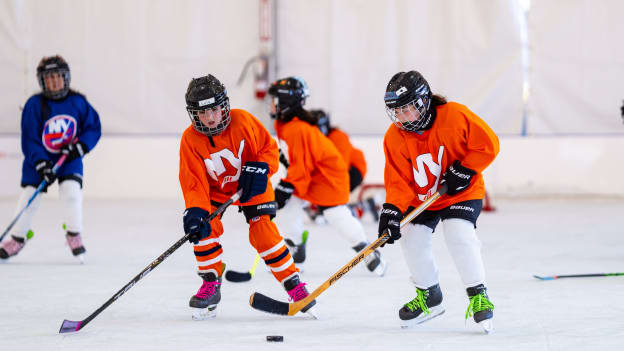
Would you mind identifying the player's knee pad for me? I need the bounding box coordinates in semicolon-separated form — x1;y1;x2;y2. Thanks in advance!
242;201;277;223
322;205;367;246
401;223;439;288
443;218;481;248
59;180;82;232
59;179;82;204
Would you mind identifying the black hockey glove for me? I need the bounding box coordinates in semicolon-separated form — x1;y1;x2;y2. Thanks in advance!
440;160;476;196
275;180;294;209
60;141;88;162
378;203;402;246
35;160;57;188
238;161;269;203
183;207;212;245
278;149;289;168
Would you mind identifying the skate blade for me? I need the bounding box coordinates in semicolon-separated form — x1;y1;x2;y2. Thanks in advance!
303;306;320;320
371;259;387;277
478;319;493;334
75;254;85;264
400;306;445;329
191;305;217;320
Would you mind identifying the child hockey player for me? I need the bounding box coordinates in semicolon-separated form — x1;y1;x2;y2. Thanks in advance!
268;76;386;276
378;70;499;332
179;74;315;320
0;55;101;263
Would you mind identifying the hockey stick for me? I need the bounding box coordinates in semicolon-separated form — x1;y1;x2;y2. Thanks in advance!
225;254;261;282
533;273;624;280
249;184;447;316
59;190;242;333
1;154;69;242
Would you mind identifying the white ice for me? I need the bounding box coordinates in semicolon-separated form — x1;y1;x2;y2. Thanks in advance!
1;196;624;350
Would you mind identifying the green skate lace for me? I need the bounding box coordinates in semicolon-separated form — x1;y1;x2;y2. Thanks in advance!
404;289;430;315
465;293;495;320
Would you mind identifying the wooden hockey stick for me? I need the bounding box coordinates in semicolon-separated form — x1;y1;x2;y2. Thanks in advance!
249;184;447;316
59;190;242;333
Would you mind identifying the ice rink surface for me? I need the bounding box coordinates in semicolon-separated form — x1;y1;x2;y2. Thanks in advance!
1;196;623;350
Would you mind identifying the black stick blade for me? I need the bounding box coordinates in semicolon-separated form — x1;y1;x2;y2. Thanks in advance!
249;292;289;315
225;270;252;282
59;319;82;333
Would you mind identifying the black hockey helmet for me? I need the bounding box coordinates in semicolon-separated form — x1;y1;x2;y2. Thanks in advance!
310;109;330;136
267;76;309;120
383;70;433;132
36;55;70;100
185;75;231;136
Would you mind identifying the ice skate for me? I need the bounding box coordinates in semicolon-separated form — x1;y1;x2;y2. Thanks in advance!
466;284;494;334
284;230;308;264
0;235;26;260
399;284;445;328
190;271;222;320
353;242;387;277
65;231;86;264
284;275;318;319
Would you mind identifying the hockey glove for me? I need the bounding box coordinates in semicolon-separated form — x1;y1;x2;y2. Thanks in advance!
275;180;294;209
35;160;57;188
238;161;269;203
183;207;212;245
60;141;88;162
440;160;476;196
378;203;402;246
279;149;289;168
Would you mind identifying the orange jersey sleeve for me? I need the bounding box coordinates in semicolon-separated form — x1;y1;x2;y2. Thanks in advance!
383;102;499;212
275;118;349;206
328;128;367;178
179;109;279;210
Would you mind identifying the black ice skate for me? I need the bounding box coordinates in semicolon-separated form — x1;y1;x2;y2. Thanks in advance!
284;230;308;264
65;231;86;264
399;283;445;328
284;275;318;319
190;271;222;320
0;235;26;260
466;284;494;333
353;242;387;277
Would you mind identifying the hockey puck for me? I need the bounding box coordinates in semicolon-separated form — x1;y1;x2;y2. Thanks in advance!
266;335;284;342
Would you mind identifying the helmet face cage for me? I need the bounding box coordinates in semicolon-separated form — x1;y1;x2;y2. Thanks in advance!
186;97;231;137
268;76;309;120
37;56;70;100
385;96;431;132
384;71;432;132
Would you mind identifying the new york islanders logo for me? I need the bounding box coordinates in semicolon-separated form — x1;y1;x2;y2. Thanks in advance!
42;115;77;153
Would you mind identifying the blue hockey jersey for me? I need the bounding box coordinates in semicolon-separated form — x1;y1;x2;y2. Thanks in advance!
21;92;101;186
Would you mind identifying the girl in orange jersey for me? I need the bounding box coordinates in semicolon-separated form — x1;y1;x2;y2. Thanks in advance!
268;77;386;276
313;110;367;193
378;71;499;332
179;75;315;320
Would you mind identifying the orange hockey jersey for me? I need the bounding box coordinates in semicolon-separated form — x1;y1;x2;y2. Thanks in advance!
275;117;349;207
180;109;279;210
384;102;499;212
327;128;367;179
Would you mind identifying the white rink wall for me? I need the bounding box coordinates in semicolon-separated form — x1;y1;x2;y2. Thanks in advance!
0;135;622;199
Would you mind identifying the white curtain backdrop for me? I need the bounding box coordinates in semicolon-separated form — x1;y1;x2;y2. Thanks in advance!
528;0;624;134
278;0;524;135
1;0;622;136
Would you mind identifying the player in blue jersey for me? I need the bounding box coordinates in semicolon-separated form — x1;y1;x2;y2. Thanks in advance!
0;55;101;262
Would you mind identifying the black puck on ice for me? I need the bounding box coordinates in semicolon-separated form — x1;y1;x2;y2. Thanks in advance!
266;335;284;342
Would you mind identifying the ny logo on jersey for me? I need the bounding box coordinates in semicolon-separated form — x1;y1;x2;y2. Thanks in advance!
412;145;444;201
42;114;77;153
204;140;245;188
